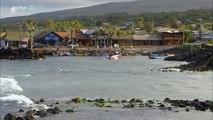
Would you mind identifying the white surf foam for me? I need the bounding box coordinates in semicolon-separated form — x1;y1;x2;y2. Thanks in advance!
21;74;31;77
0;77;23;95
0;94;33;106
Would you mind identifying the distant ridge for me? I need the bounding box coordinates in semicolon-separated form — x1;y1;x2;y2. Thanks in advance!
1;0;212;22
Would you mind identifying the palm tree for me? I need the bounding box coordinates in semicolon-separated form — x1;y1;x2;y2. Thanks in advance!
61;21;82;45
135;17;145;30
46;19;55;31
144;22;154;33
26;18;37;52
115;27;124;48
126;30;136;48
18;21;23;41
167;17;180;29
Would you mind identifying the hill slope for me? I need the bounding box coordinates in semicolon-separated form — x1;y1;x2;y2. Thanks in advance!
1;0;212;22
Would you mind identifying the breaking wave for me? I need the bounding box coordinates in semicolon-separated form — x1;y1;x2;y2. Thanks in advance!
0;77;23;95
0;94;33;106
0;76;36;108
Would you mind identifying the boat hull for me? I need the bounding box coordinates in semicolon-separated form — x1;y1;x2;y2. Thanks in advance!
148;55;168;59
107;54;122;60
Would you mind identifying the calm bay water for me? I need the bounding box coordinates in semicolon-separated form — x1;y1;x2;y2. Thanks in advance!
0;56;212;119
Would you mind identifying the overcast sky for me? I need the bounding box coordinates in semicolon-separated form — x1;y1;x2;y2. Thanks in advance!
0;0;135;18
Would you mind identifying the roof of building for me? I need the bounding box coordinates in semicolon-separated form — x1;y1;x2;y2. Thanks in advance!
33;30;63;40
56;32;69;38
84;29;96;35
154;27;182;33
133;34;163;41
112;33;162;41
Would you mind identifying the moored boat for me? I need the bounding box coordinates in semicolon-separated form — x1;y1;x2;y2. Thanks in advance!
148;54;168;59
106;52;122;60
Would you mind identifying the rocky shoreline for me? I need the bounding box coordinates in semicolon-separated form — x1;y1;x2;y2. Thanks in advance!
164;44;213;71
3;97;213;120
0;48;45;60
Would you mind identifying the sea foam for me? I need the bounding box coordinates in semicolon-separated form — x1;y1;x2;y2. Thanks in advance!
0;94;33;106
0;77;23;95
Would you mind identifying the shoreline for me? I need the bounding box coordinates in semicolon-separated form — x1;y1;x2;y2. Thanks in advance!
3;97;213;120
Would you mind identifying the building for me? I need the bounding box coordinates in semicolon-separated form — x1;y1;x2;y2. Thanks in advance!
133;34;163;46
193;31;213;42
154;27;184;45
33;30;64;46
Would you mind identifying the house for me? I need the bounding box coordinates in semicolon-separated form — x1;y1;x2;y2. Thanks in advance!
56;29;95;47
33;30;64;46
154;27;184;45
78;29;95;46
133;34;163;46
193;31;213;42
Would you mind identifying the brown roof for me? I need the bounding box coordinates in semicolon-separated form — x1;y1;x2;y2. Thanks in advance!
56;32;69;38
133;34;162;41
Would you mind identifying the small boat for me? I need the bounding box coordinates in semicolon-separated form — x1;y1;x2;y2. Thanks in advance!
106;52;122;60
148;54;168;59
62;52;76;56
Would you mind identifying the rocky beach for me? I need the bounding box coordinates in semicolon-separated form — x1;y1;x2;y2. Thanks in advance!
3;97;213;120
162;44;213;71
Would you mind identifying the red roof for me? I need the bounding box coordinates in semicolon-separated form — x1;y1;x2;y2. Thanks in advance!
56;32;69;38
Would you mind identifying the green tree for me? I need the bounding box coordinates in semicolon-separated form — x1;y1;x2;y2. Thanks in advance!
167;17;180;29
61;21;82;45
26;18;37;52
115;27;124;47
126;30;136;48
144;22;154;33
135;17;145;30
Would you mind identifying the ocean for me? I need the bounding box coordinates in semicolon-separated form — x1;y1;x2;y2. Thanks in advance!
0;56;212;120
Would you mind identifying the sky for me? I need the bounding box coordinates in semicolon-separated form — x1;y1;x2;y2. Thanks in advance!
0;0;135;18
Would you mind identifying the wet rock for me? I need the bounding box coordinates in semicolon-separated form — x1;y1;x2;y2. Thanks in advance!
167;107;172;111
178;104;187;108
106;105;113;108
145;103;153;108
129;98;136;103
94;102;105;107
121;100;128;103
71;97;81;103
95;99;105;103
200;106;207;111
185;108;190;112
19;109;24;113
16;117;25;120
123;103;135;108
39;98;45;102
112;100;120;104
65;109;74;113
4;113;16;120
147;100;154;104
25;110;35;120
35;110;47;118
136;99;143;103
87;99;94;102
55;102;59;104
164;98;170;103
47;107;61;114
158;104;165;108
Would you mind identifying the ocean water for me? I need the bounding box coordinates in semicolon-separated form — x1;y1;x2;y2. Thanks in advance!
0;56;212;119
